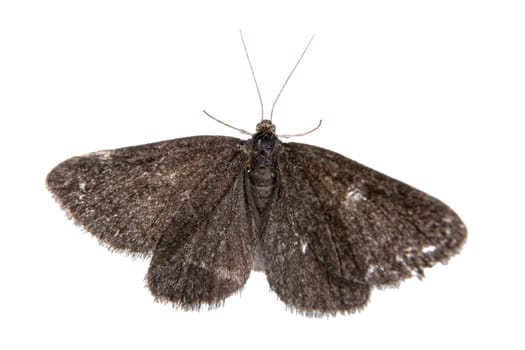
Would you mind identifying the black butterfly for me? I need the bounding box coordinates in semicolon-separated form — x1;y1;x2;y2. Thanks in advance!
46;33;466;316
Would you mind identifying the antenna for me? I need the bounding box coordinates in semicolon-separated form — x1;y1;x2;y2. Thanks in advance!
239;29;264;121
270;35;315;121
204;32;321;139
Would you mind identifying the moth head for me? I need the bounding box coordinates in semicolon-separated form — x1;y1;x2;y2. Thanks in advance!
255;119;276;136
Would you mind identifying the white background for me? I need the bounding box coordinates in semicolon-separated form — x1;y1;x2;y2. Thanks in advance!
1;1;524;349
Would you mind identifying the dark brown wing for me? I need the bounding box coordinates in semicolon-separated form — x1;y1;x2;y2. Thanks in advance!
147;170;256;308
261;142;466;315
46;136;247;255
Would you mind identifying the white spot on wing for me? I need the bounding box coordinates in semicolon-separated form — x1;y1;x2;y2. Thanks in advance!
366;265;377;278
422;245;437;254
443;215;454;223
91;150;113;160
347;187;365;202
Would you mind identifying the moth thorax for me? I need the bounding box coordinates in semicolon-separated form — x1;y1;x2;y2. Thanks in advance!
248;136;280;214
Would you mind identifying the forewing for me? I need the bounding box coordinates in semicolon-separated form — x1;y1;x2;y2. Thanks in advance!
46;136;245;254
284;142;467;287
146;171;255;308
261;142;466;315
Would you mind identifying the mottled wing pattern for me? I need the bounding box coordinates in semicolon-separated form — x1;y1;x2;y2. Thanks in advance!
262;142;466;314
48;135;256;307
147;170;255;308
46;136;246;254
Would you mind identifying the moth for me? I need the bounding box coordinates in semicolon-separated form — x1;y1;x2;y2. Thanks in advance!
46;33;467;316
